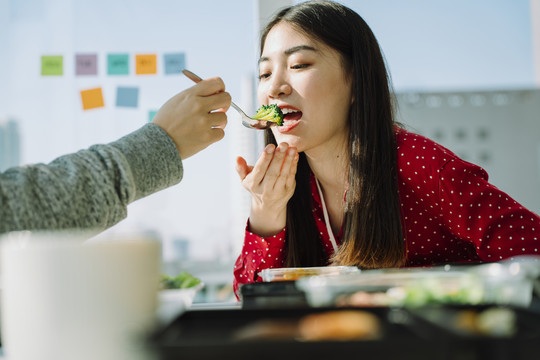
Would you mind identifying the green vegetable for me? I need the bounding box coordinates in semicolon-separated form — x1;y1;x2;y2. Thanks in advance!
252;104;284;126
401;276;484;307
160;271;201;290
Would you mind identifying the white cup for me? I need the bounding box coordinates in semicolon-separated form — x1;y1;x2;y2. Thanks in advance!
0;231;161;360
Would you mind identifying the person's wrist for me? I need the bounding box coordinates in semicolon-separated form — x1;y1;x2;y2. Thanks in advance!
249;201;287;237
251;198;287;218
151;121;186;159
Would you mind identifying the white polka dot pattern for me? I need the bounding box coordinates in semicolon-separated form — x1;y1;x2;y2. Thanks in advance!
232;128;540;297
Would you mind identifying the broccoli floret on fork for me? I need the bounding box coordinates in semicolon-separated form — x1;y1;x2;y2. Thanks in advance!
252;104;284;126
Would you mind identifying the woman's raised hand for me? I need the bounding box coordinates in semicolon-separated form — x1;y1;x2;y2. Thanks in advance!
236;143;299;236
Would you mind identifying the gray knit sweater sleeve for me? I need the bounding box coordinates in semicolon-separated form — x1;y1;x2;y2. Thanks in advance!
0;123;183;234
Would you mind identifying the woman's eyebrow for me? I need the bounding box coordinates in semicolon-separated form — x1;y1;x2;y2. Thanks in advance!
284;45;317;55
258;45;318;64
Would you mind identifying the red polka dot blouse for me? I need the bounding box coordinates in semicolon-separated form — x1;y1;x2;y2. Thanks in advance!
233;128;540;294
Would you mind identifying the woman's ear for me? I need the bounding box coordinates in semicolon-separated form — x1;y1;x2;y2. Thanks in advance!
348;76;354;105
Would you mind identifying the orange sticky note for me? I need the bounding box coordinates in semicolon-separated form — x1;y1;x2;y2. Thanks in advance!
80;88;105;110
135;54;157;75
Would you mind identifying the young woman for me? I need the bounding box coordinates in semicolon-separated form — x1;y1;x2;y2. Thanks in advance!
233;1;540;294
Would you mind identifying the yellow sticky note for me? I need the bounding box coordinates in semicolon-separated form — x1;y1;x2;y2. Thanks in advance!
136;54;157;75
80;88;105;110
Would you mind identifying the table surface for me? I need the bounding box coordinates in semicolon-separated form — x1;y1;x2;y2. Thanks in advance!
190;301;242;311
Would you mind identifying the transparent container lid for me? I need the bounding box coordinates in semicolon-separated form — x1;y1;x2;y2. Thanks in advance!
259;266;360;282
296;256;540;308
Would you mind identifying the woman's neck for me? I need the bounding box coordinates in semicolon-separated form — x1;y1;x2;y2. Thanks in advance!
306;144;348;234
305;140;349;190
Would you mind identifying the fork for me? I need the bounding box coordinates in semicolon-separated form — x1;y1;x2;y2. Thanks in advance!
182;69;276;130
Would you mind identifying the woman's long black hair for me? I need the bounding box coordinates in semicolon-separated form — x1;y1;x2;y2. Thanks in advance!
261;1;405;269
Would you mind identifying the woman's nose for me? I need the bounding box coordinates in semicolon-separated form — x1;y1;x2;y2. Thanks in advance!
268;73;292;98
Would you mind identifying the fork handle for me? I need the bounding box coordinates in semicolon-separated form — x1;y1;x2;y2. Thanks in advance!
183;69;265;129
183;69;247;115
182;69;202;83
230;102;249;118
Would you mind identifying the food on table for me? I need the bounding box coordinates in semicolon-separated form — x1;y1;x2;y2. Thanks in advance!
334;275;484;307
160;271;201;290
260;266;359;282
234;310;381;342
401;276;483;306
298;310;382;341
233;320;299;341
252;104;284;126
336;291;394;307
454;307;516;337
269;268;324;281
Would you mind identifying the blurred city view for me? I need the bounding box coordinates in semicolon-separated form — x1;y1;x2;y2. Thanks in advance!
1;0;540;302
0;118;20;172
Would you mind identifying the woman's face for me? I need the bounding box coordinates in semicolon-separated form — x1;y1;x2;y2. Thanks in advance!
258;21;353;154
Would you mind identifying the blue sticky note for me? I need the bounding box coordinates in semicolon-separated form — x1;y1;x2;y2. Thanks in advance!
108;54;129;75
116;87;139;108
163;53;185;75
148;110;158;122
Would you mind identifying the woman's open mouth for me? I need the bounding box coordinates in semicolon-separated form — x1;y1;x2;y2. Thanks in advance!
277;108;302;133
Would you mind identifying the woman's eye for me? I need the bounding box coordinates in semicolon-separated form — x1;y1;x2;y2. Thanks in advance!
258;72;271;80
291;63;310;70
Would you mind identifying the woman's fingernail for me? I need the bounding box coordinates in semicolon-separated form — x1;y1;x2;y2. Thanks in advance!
265;144;274;154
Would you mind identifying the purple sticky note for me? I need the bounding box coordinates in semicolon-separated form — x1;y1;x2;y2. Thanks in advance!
75;54;98;76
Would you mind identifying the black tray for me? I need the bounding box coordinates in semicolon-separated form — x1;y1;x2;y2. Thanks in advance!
409;305;540;360
240;281;308;309
149;304;540;360
148;306;473;360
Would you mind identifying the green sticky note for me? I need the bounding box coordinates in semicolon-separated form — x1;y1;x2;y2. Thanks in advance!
148;110;158;122
107;54;129;75
41;56;63;76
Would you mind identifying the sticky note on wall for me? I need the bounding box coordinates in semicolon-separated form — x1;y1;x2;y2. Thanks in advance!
41;56;63;76
148;110;158;122
163;53;185;75
135;54;157;75
80;88;105;110
108;54;129;75
75;54;98;75
116;86;139;108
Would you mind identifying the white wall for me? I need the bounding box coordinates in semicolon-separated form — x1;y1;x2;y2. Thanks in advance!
339;0;535;91
2;0;257;262
0;0;9;115
531;0;540;85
